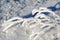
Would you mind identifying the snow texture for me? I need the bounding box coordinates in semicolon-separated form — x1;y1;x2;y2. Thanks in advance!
0;0;60;40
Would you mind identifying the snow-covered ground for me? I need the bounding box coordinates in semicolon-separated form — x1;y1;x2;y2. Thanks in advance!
0;0;60;40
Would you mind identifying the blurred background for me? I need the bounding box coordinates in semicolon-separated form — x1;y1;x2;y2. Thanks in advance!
0;0;60;40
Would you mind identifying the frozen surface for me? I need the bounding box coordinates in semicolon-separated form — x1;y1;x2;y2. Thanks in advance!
0;0;60;40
